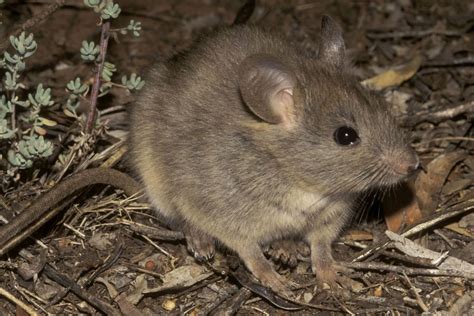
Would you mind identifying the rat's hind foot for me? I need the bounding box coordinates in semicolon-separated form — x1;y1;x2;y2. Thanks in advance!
312;257;354;293
183;225;216;261
237;245;296;299
264;239;309;268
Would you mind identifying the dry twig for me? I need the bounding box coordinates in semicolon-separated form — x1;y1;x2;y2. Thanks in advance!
0;0;65;53
345;261;473;278
403;272;429;312
404;100;474;125
366;23;471;40
0;287;39;316
44;264;121;316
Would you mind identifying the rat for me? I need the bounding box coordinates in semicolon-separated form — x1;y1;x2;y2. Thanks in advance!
128;15;420;297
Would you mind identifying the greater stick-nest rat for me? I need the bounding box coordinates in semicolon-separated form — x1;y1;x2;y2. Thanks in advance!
129;16;419;296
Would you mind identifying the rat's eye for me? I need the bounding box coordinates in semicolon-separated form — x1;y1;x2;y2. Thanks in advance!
334;126;359;146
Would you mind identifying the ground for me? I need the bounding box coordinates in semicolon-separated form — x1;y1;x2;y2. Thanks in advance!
0;0;473;315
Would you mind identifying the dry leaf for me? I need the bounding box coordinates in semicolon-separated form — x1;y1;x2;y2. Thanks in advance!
144;265;213;294
116;292;143;316
162;299;177;311
459;212;474;231
445;223;474;238
442;178;473;196
383;181;423;232
386;231;474;274
373;286;383;297
415;152;466;216
385;90;412;115
63;108;76;118
126;274;148;305
34;125;47;135
361;54;422;90
96;277;119;299
38;117;57;126
342;230;373;241
453;287;464;297
303;292;313;303
88;232;116;251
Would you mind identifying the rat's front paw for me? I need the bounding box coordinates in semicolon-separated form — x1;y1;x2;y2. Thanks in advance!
183;226;216;261
264;239;309;268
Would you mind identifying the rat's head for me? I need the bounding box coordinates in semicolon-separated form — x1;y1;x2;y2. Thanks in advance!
238;16;419;195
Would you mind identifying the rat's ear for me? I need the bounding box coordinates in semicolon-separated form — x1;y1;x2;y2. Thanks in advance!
319;15;345;67
238;54;298;126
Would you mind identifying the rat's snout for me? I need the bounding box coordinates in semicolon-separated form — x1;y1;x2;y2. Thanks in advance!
384;148;420;178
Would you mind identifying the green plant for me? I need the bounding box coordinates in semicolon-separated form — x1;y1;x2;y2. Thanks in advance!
0;32;55;177
64;0;145;118
0;0;145;186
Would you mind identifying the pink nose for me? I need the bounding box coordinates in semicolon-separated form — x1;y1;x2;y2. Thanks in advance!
391;148;420;176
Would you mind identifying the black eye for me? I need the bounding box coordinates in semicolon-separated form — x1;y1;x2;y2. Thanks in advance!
334;126;359;146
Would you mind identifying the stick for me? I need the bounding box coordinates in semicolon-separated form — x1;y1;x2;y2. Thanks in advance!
0;0;65;53
0;287;39;316
85;21;110;134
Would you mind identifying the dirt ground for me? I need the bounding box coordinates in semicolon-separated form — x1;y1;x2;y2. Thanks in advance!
0;0;473;315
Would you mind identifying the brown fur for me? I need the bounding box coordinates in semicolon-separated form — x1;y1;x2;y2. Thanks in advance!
129;17;418;296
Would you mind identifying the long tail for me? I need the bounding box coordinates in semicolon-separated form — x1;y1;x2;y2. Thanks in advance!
0;168;142;256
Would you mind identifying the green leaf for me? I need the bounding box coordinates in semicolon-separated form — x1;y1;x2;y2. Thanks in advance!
80;41;99;61
9;32;37;58
121;73;145;91
84;0;101;7
0;119;15;139
0;96;13;119
28;84;54;107
101;1;121;19
127;20;142;37
101;62;116;81
18;135;53;159
4;52;22;64
4;71;18;90
7;149;33;169
12;97;30;108
98;81;112;97
67;77;88;94
66;95;81;112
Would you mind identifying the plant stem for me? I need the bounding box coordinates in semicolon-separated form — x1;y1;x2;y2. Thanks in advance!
85;21;110;134
9;90;16;133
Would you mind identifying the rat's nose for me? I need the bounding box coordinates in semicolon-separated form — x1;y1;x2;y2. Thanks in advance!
407;155;420;174
392;148;419;176
383;147;419;178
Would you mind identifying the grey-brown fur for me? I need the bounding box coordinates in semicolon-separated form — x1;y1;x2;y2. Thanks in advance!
129;16;418;296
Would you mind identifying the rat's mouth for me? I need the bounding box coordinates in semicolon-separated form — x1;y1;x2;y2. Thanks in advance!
375;166;419;189
381;149;420;181
358;160;419;192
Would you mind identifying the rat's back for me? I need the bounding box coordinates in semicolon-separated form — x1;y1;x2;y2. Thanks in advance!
128;25;294;229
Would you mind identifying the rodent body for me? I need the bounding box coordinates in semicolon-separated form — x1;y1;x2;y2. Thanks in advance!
129;16;418;295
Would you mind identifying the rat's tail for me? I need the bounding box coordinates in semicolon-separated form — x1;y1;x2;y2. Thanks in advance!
0;168;142;256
